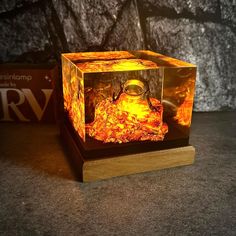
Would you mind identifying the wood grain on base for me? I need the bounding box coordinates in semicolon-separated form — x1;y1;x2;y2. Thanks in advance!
83;146;195;182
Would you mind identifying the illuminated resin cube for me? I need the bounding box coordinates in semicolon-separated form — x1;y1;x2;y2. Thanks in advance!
61;50;196;153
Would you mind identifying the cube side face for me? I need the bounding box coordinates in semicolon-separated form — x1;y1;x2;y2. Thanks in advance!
84;68;164;143
61;55;85;141
61;55;71;112
163;67;196;137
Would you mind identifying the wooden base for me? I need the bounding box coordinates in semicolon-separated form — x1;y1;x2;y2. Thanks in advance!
60;123;195;182
83;146;195;182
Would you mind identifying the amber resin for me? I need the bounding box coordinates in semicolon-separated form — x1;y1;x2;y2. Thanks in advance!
86;93;168;143
61;50;196;145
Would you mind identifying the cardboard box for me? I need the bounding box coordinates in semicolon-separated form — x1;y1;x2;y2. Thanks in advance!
0;64;58;122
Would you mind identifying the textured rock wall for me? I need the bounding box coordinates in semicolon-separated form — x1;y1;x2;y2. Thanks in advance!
0;0;235;111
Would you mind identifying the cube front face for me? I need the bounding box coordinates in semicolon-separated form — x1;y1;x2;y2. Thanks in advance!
61;50;196;155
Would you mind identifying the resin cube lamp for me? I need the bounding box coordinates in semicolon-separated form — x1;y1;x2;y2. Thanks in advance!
60;50;196;182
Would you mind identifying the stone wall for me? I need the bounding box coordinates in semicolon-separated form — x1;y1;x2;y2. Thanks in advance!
0;0;235;111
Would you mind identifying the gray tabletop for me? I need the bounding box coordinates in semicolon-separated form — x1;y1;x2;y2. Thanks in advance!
0;112;235;236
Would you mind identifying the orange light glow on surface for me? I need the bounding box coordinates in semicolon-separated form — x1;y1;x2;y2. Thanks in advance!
86;93;168;143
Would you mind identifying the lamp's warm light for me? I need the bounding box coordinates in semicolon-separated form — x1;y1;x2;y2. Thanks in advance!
62;50;196;144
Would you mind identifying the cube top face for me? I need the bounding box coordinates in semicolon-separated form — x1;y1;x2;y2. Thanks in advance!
62;51;136;62
62;50;195;73
61;50;196;147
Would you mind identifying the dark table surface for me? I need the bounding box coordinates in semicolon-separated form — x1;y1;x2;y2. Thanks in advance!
0;112;236;236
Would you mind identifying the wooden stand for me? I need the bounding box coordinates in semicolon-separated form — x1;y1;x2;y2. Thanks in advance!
61;124;195;182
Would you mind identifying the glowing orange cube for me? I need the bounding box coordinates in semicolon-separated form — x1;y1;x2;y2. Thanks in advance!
61;50;196;146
